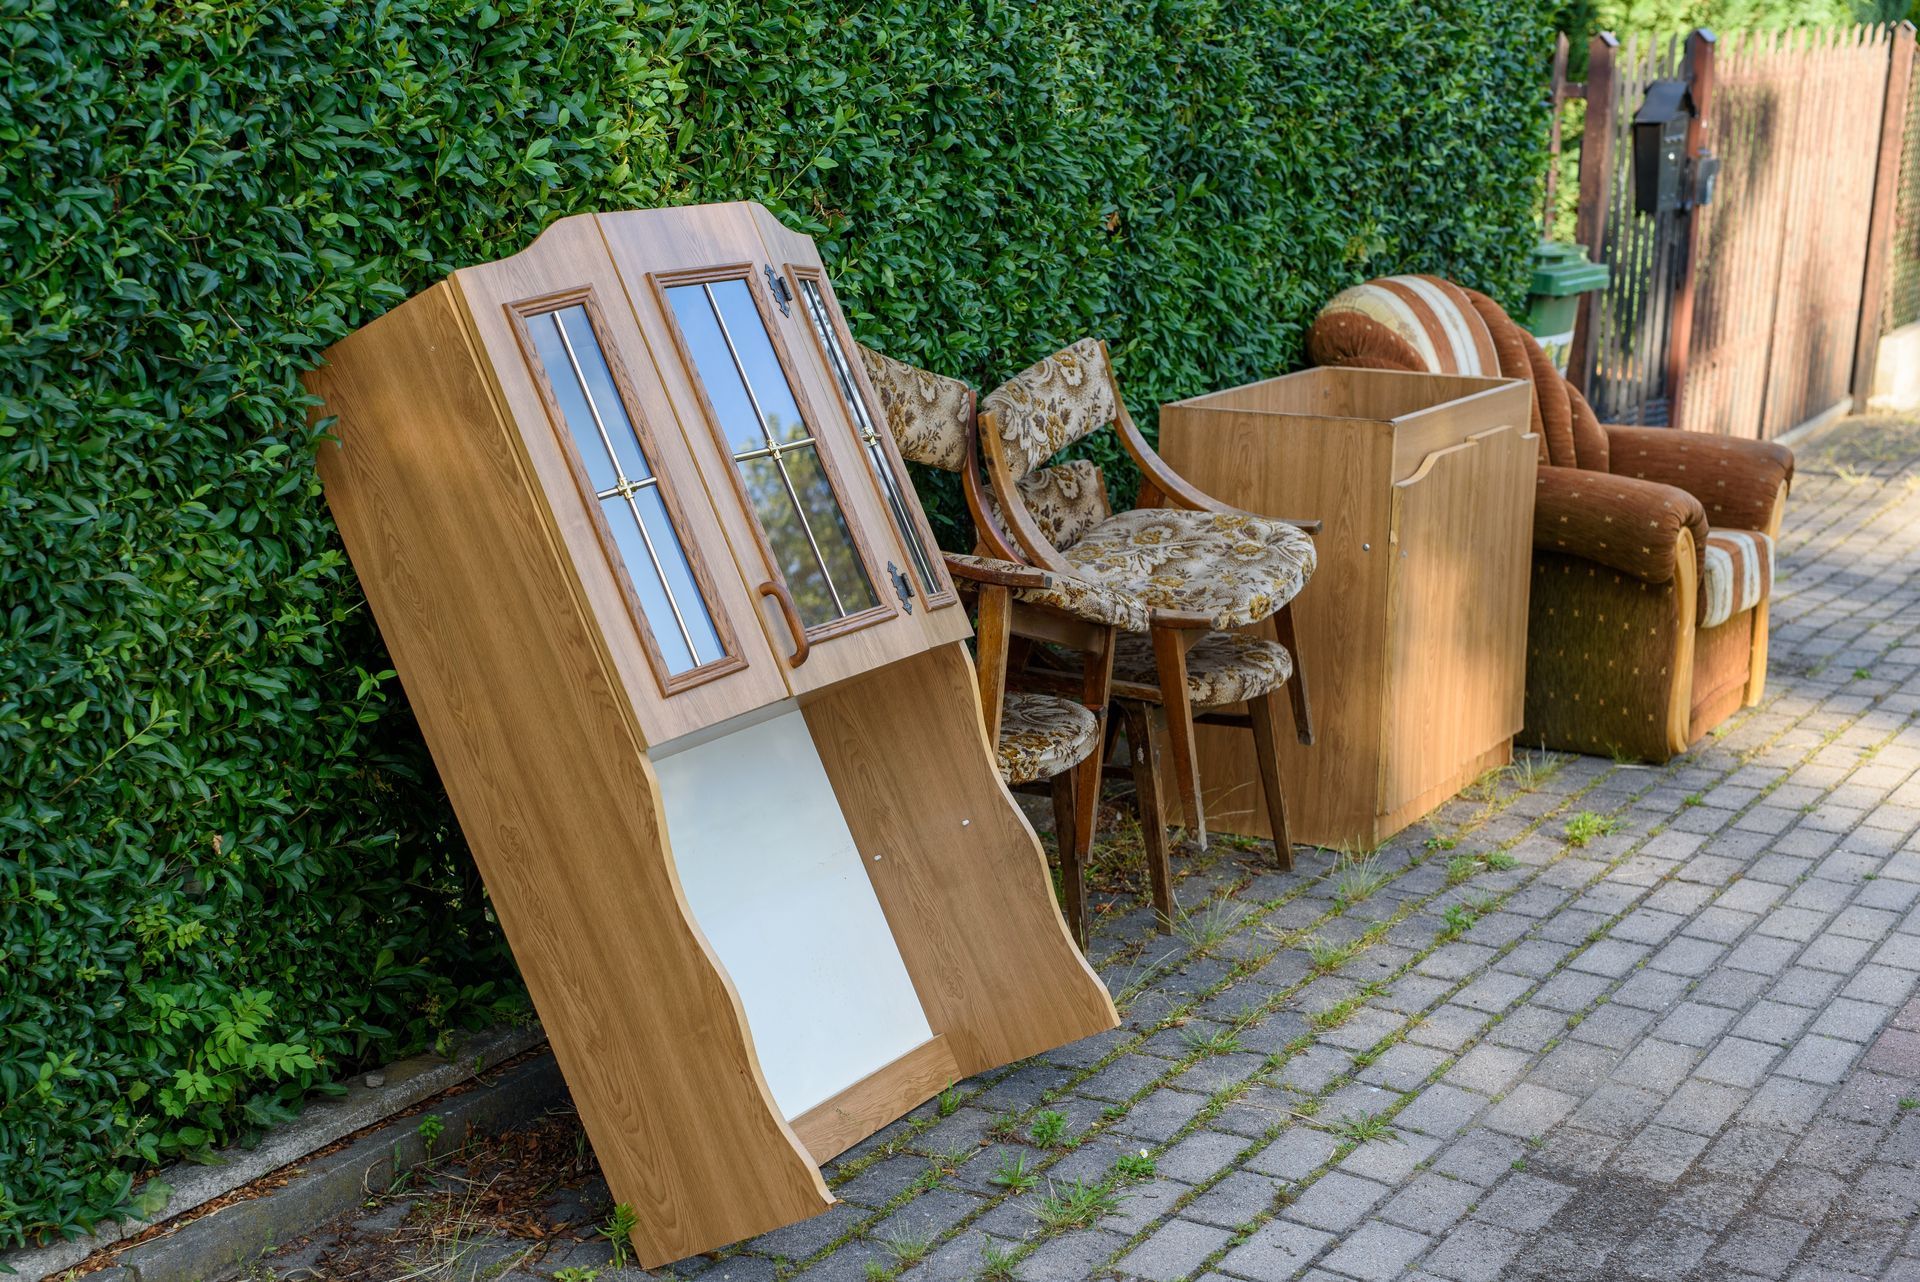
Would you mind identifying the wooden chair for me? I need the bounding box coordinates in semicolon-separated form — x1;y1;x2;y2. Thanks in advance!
857;343;1153;943
972;338;1319;859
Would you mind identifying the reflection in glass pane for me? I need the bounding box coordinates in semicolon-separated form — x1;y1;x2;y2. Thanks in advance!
632;485;725;663
780;445;876;619
707;280;810;443
796;278;939;595
602;497;697;674
665;285;767;454
558;308;650;481
527;304;725;676
662;277;882;632
738;455;841;626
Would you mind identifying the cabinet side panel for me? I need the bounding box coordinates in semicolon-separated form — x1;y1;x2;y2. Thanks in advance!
803;643;1118;1074
1379;425;1536;813
1158;407;1393;848
307;285;828;1266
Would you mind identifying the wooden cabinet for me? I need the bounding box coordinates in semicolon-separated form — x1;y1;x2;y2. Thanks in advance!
307;204;1116;1267
1159;368;1537;850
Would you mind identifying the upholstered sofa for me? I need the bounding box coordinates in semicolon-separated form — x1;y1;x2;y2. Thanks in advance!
1309;275;1794;762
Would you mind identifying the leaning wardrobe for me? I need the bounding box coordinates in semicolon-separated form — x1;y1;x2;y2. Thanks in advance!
305;204;1117;1267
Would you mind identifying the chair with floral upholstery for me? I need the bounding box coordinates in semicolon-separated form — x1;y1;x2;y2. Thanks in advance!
857;342;1169;943
1308;275;1794;762
971;338;1319;861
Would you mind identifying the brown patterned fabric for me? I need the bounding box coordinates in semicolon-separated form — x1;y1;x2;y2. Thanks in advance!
1305;310;1429;372
985;460;1111;550
995;692;1099;785
1521;551;1693;762
1112;631;1294;709
1566;380;1610;473
1310;276;1499;375
1700;530;1774;629
1605;425;1795;534
1534;466;1709;590
979;338;1118;480
1460;287;1546;449
944;552;1152;631
1061;508;1318;631
855;342;973;473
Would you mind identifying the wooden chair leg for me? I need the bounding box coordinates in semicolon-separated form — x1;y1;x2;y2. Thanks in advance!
1121;702;1175;932
1247;689;1294;871
1051;771;1088;949
1150;625;1207;849
1273;603;1314;746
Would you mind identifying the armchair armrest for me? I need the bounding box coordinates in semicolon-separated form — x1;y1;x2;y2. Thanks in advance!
1535;465;1709;588
948;553;1151;633
943;552;1051;590
1604;426;1794;534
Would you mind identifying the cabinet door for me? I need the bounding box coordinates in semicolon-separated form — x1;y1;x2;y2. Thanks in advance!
748;208;966;650
598;205;935;696
451;217;790;745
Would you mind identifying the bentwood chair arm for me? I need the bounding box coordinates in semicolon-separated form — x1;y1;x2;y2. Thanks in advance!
943;553;1053;591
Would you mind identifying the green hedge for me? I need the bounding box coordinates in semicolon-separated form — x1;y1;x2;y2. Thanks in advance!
0;0;1554;1242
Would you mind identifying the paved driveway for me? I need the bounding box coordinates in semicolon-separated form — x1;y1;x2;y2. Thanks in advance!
260;417;1920;1281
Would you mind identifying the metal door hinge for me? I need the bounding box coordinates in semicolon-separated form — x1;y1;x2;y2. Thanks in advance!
765;266;793;316
888;561;914;614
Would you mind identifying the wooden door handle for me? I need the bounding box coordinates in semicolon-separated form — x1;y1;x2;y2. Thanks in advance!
759;579;810;667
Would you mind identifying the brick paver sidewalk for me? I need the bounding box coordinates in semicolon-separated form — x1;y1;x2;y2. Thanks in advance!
260;416;1920;1282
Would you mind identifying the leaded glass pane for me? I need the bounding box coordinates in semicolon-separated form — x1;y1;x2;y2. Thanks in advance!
795;277;939;595
529;305;725;676
663;279;878;630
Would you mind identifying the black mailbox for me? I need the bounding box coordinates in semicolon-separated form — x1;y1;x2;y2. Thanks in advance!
1633;79;1695;216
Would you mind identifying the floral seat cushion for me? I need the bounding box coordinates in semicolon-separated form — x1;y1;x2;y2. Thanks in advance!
1062;509;1317;630
995;692;1099;785
1113;631;1293;709
945;553;1152;631
1701;529;1774;629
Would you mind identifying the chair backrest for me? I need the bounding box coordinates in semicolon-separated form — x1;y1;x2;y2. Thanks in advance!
1309;274;1611;474
856;342;974;473
978;337;1119;482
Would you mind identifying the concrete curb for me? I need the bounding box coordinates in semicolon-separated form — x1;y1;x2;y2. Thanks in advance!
5;1026;560;1282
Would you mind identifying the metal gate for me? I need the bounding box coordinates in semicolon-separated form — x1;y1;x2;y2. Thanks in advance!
1566;22;1917;439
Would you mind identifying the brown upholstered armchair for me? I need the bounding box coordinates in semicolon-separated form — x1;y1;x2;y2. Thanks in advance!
1309;275;1794;762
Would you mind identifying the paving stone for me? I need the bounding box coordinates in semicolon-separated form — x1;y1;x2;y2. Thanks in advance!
1654;1078;1749;1136
1469;1172;1573;1232
1420;1220;1525;1282
1697;1036;1785;1088
1281;1171;1390;1232
1482;1083;1578;1138
1217;1218;1333;1279
1314;1220;1431;1281
1183;1170;1281;1229
1378;1171;1480;1234
1779;1035;1866;1085
1116;1218;1233;1282
1247;1127;1339;1182
1395;1084;1487;1138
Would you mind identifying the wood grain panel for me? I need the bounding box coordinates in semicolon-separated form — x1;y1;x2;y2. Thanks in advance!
1159;403;1394;848
1380;425;1536;813
791;1035;960;1164
804;643;1119;1074
307;284;830;1267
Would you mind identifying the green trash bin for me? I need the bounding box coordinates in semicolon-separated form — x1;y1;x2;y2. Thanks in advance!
1523;242;1610;378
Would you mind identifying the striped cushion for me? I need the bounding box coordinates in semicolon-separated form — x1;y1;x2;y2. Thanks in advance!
1700;529;1774;629
1309;275;1500;377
